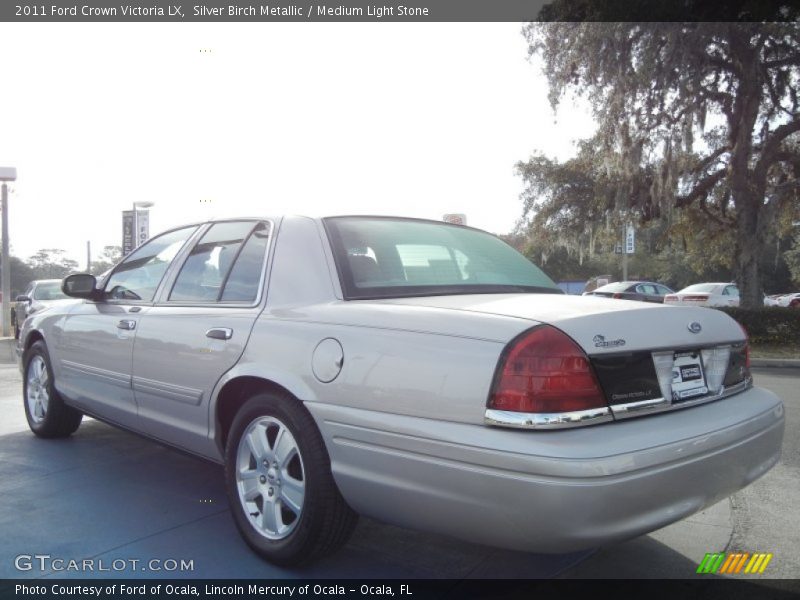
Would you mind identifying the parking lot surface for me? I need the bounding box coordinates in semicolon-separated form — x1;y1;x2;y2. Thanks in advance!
0;339;797;583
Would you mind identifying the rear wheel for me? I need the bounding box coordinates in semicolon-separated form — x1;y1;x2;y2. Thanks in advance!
23;341;83;438
224;392;357;566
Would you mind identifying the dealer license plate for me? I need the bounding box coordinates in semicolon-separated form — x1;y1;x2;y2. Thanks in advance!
670;351;708;403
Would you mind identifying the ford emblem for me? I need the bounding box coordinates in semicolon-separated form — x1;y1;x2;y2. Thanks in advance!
688;321;702;334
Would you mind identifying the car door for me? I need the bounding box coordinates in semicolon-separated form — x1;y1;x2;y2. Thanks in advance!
56;225;200;425
131;220;273;456
722;285;740;306
635;283;659;303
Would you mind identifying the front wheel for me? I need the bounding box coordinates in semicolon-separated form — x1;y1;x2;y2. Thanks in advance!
224;392;357;566
23;340;83;438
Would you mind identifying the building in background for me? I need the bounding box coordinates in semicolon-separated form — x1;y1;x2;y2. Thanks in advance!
443;213;467;226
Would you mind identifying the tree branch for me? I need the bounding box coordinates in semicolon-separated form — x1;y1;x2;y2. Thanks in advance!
754;119;800;181
675;168;727;208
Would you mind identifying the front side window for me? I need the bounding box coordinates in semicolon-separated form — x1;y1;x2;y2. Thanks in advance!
104;226;198;302
324;217;560;299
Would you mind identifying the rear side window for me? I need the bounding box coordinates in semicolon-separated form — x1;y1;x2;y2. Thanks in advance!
221;223;271;302
324;217;560;300
169;221;270;303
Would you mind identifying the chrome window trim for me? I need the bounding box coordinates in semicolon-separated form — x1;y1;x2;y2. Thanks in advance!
155;219;275;309
484;378;753;430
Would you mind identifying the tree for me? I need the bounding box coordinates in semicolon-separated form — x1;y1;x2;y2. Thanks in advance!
525;16;800;307
90;245;123;276
0;254;36;297
27;249;80;280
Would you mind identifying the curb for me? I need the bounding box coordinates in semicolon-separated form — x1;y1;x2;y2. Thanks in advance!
750;357;800;368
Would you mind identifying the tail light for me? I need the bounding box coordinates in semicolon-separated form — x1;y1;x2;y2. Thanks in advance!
664;295;677;302
738;323;751;369
790;298;799;308
684;295;710;301
487;325;608;414
612;292;623;299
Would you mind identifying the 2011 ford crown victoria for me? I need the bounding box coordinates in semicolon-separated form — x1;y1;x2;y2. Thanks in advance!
17;216;784;566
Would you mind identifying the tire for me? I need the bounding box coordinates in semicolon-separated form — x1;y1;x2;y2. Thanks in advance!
23;340;83;438
224;392;357;566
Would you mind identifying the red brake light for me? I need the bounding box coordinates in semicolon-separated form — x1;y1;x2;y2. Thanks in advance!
612;292;623;299
737;323;751;369
488;325;608;414
665;295;677;301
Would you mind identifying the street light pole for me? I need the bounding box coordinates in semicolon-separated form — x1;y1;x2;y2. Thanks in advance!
0;167;17;339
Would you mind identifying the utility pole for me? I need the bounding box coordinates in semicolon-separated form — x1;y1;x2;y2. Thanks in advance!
86;241;91;273
0;167;17;338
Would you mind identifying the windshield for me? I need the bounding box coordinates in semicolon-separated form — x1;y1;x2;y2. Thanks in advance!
33;282;68;301
680;283;719;293
324;217;560;300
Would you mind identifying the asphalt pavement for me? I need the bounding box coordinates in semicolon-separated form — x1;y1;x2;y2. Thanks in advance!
0;339;797;584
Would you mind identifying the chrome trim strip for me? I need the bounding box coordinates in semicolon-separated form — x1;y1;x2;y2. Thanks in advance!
132;376;204;405
484;407;613;430
61;360;131;387
484;378;753;430
611;377;753;420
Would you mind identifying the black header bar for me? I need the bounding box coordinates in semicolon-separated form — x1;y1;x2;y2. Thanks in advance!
3;0;799;22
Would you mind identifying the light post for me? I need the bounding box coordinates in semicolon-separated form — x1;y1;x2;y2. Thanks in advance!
132;201;155;249
0;167;17;338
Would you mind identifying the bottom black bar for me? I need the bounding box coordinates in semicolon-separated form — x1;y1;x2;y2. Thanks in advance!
2;579;799;600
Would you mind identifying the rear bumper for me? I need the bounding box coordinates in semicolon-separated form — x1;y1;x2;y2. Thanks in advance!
307;386;784;553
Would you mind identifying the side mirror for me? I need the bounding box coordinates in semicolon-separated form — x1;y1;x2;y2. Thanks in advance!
15;295;31;302
62;274;99;299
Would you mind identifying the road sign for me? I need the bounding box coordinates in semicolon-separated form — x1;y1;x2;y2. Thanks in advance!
625;224;635;254
122;210;134;255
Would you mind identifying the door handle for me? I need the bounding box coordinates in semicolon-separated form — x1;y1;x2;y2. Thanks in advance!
117;319;136;331
206;327;233;340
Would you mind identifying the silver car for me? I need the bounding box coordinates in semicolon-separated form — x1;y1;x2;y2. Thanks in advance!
11;279;73;339
17;216;784;566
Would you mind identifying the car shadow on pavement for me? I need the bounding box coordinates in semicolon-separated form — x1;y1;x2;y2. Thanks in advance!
2;419;795;593
0;419;592;579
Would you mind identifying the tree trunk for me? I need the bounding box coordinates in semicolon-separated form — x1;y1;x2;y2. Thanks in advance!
734;197;764;308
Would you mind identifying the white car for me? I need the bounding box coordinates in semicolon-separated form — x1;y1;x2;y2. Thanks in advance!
777;292;800;308
664;283;740;307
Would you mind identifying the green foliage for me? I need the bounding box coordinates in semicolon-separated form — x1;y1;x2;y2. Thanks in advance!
718;306;800;346
522;18;800;307
90;245;123;276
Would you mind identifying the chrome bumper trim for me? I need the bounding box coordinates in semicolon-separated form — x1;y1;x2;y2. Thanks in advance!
484;378;753;430
484;407;613;430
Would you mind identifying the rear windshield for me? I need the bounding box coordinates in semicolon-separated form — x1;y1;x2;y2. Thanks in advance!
594;282;631;293
680;283;719;293
324;217;560;300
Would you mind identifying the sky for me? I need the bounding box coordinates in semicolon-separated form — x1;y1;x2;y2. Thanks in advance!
0;22;595;266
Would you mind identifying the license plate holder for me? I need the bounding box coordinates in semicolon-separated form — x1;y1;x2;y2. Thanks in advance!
671;351;708;403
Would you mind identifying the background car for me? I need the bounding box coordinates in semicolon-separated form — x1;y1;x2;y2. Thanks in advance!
777;292;800;308
663;282;740;307
583;280;674;303
12;279;73;339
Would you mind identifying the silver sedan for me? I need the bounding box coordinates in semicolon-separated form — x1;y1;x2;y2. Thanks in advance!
17;216;784;566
